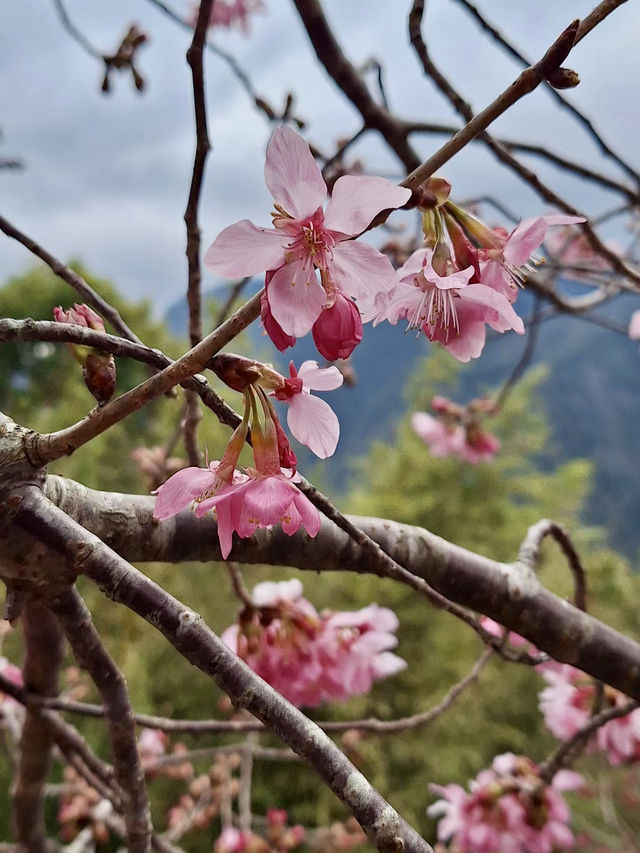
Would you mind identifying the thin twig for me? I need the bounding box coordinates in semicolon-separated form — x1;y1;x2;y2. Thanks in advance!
0;214;144;345
450;0;640;186
24;292;263;467
519;520;588;611
493;295;541;410
538;698;638;785
406;0;640;287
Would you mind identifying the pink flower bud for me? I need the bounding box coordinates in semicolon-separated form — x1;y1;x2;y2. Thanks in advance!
312;293;362;361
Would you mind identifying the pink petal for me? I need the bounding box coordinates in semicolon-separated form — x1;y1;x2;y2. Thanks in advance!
297;360;343;391
504;217;548;266
291;491;321;537
268;258;327;337
243;476;295;524
264;126;327;219
459;284;525;334
324;176;411;235
287;394;340;458
425;265;474;291
330;241;398;320
629;309;640;340
153;467;216;520
204;220;286;277
397;249;430;283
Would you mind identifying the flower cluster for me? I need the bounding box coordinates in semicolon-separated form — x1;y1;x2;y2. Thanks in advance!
205;126;411;360
222;579;406;707
377;179;583;361
428;753;583;853
53;303;116;404
214;810;305;853
412;395;499;463
154;355;346;557
539;664;640;765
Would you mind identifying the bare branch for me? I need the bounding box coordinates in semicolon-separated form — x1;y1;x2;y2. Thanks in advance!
451;0;640;186
48;587;152;853
11;598;65;853
39;477;640;703
13;488;433;853
519;520;588;612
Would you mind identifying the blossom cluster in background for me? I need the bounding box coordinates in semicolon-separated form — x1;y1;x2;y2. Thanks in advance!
222;579;406;708
412;395;500;463
428;753;583;853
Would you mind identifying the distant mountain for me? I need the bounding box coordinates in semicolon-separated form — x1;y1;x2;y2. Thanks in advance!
167;283;640;558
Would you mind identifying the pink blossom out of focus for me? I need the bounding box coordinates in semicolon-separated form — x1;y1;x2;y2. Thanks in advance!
0;656;22;707
273;360;343;458
138;727;168;771
383;248;524;362
222;579;406;708
539;664;640;765
205;126;410;350
629;310;640;343
153;462;320;560
214;826;268;853
479;616;540;654
190;0;264;33
411;412;499;464
428;752;583;853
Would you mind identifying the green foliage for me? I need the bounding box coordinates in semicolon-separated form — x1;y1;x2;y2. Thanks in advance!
2;274;640;849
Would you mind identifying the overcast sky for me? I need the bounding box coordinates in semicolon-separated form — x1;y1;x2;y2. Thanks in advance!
1;0;638;318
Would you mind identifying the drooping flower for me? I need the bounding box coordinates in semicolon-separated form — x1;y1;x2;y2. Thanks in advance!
383;248;524;361
222;579;406;708
428;753;583;853
273;360;343;458
205;126;410;353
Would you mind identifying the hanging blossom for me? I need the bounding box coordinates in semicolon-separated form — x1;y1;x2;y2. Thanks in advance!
222;579;406;708
205;126;411;359
539;664;640;766
412;396;500;462
381;246;524;362
211;353;343;459
214;827;268;853
154;371;321;558
428;753;583;853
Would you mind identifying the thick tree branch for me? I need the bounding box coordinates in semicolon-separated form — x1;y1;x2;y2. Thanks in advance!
38;477;640;703
11;487;433;853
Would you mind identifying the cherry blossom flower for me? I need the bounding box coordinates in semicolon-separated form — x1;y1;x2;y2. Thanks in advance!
383;248;524;361
273;360;343;458
154;461;320;560
539;664;640;765
412;412;499;463
205;126;410;351
447;206;586;301
222;579;406;707
428;753;582;853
